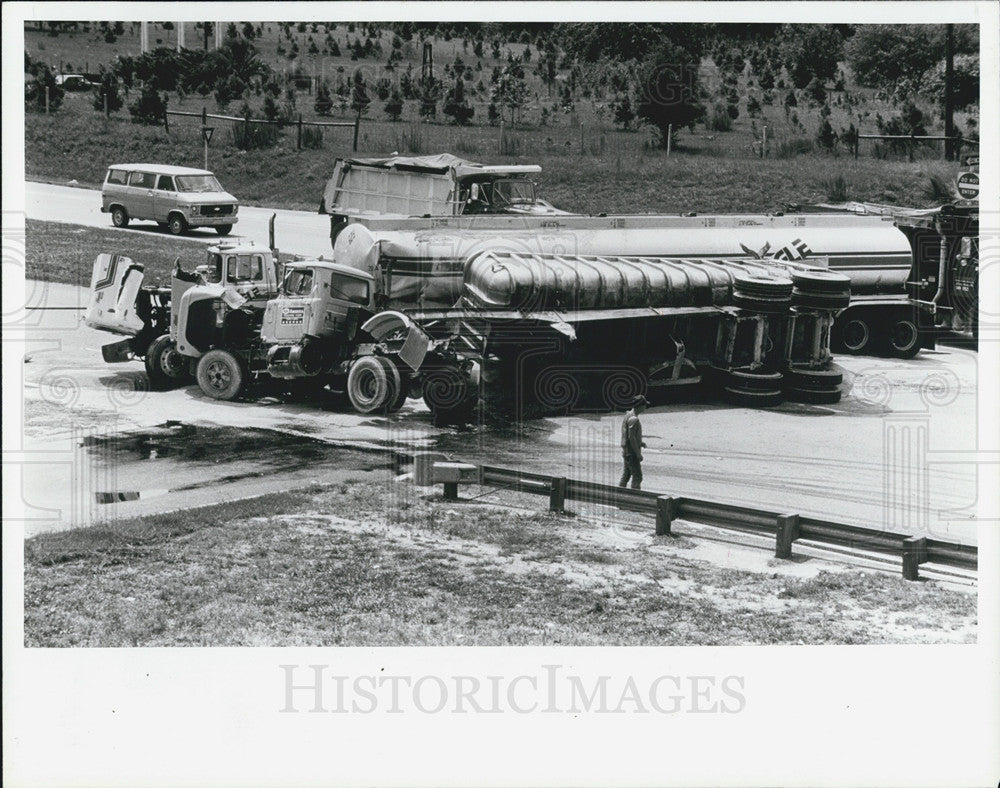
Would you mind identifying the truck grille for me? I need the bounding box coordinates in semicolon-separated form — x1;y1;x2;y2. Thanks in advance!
199;204;234;216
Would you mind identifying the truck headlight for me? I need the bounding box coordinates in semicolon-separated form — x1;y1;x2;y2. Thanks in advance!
214;301;227;327
190;205;200;215
232;204;239;215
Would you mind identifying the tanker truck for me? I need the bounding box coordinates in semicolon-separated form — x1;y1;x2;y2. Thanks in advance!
320;153;939;359
87;230;850;422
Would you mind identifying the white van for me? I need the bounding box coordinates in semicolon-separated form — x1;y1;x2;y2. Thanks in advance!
101;163;239;236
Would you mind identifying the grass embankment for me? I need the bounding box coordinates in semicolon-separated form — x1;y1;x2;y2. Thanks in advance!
25;219;298;287
27;101;962;215
25;478;975;646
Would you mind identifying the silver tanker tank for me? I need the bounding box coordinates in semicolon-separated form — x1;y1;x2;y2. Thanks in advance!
333;213;911;308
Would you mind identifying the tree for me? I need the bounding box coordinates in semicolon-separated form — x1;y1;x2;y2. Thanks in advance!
350;70;371;115
242;22;256;40
314;80;334;115
128;83;167;124
922;53;980;111
24;61;64;112
777;25;843;89
635;39;704;148
613;93;635;130
558;22;708;63
490;60;529;124
92;69;123;114
443;78;474;124
815;118;837;150
384;87;404;121
845;24;977;95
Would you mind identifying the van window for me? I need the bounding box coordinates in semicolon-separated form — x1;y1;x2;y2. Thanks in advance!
106;169;128;185
176;175;223;193
226;254;264;283
128;172;157;189
156;175;175;191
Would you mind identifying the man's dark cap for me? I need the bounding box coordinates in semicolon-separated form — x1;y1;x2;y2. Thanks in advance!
632;395;650;406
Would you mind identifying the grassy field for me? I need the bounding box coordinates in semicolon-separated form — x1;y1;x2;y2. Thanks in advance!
25;219;298;287
24;477;976;646
25;21;973;214
26;100;964;215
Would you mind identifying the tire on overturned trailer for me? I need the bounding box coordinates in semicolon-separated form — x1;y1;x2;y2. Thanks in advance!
346;355;406;414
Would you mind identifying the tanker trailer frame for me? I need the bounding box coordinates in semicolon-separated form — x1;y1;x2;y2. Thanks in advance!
347;251;850;423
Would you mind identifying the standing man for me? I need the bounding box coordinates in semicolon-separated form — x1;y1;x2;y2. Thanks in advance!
619;394;649;490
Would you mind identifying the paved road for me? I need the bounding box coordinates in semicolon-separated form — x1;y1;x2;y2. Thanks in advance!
15;182;981;546
25;181;334;258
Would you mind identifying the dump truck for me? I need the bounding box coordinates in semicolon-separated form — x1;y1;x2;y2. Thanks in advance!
319;154;569;244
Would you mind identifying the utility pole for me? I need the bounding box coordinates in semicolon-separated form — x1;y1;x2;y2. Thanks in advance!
944;24;955;161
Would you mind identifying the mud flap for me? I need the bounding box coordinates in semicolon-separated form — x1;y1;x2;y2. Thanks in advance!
85;253;146;336
102;337;136;363
362;311;432;372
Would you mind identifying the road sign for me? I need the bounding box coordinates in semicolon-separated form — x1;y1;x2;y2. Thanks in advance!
956;171;979;200
201;126;215;144
961;154;979;168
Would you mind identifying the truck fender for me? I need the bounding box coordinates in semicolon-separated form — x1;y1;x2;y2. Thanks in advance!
361;311;431;372
85;253;146;336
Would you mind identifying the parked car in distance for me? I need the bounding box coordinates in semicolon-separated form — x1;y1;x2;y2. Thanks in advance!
55;73;98;91
101;164;239;236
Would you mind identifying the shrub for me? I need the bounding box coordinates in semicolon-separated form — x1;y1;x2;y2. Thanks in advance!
128;84;167;125
774;137;815;158
301;126;323;150
815;118;838;151
707;103;733;132
822;175;849;202
25;64;64;112
92;70;124;114
229;117;281;150
314;81;334;116
921;167;955;203
384;88;404;121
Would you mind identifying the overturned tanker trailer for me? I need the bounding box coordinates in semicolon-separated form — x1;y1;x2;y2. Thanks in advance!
332;206;923;358
347;250;850;422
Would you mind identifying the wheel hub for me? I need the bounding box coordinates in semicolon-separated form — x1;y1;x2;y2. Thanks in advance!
206;361;232;389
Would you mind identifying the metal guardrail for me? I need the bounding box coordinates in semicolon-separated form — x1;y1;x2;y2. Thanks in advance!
461;464;978;581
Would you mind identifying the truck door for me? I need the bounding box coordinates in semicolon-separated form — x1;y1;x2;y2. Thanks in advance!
126;171;157;220
153;174;177;222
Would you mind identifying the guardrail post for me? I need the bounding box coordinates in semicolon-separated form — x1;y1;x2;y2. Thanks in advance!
549;477;567;513
775;514;801;559
353;113;360;151
443;482;458;501
902;536;928;581
297;114;303;150
655;496;675;536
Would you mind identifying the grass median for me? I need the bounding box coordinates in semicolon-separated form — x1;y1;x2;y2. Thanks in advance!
24;478;976;647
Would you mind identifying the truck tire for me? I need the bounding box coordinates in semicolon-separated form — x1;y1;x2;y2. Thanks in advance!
168;213;188;236
733;293;792;312
888;317;921;359
791;270;851;294
145;335;189;390
785;386;842;405
723;386;783;408
783;364;844;390
387;358;411;413
422;363;477;425
835;315;873;354
215;224;233;236
196;349;246;401
111;206;129;228
733;273;794;298
347;356;399;414
791;291;852;310
728;368;783;391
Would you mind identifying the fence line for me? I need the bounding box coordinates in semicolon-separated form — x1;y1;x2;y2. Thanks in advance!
164;107;360;151
425;461;978;582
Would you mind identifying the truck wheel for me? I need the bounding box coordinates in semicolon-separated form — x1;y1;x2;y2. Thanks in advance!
785;386;842;405
723;386;783;408
347;356;399;413
215;224;233;236
196;349;246;401
836;316;872;354
387;358;411;413
168;214;188;236
423;363;476;424
888;317;921;359
783;364;844;390
111;206;129;228
145;335;189;390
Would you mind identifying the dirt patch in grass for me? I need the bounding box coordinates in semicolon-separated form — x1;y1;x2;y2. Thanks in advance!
24;479;976;647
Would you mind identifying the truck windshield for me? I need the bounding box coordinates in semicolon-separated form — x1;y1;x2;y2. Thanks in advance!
493;179;536;206
282;268;314;296
226;254;264;283
328;274;369;305
176;175;223;193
